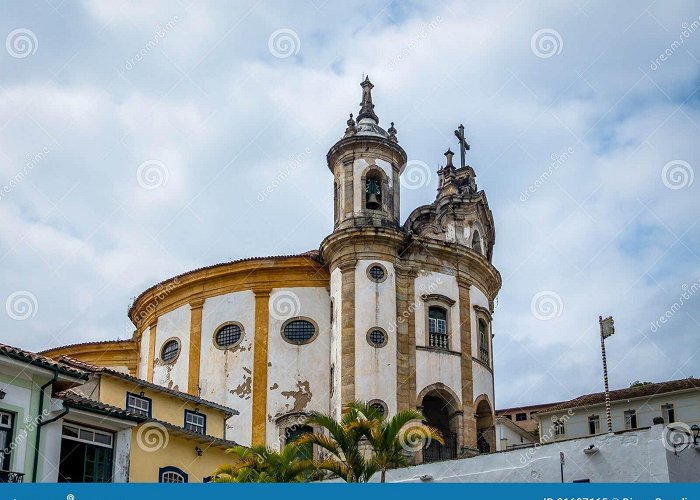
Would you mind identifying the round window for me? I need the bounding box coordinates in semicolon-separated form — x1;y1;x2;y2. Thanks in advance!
282;319;318;345
367;264;387;283
214;323;243;349
368;399;387;417
366;328;387;348
160;339;180;363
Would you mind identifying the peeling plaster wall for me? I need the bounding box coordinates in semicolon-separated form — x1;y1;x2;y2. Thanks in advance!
138;327;150;379
329;267;342;421
152;304;190;393
199;290;255;446
113;427;132;483
266;287;331;448
352;158;393;216
354;259;397;414
416;350;462;404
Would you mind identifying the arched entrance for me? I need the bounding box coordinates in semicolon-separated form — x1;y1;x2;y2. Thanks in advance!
417;384;461;462
475;396;495;454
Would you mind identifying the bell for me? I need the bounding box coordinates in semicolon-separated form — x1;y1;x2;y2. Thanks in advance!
366;193;381;210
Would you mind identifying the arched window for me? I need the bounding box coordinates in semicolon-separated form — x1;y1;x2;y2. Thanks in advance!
159;466;188;483
368;399;388;418
284;425;313;461
428;306;448;349
365;170;382;210
472;230;482;254
478;319;489;365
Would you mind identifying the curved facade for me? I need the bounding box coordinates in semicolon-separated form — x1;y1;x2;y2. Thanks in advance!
43;78;502;456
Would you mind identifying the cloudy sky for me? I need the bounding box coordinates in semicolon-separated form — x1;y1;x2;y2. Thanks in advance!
1;0;699;409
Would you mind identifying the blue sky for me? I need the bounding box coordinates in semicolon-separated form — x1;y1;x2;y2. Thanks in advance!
1;0;699;409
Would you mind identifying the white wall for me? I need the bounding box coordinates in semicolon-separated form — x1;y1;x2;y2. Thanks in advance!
152;304;191;393
266;287;331;448
377;425;681;483
538;390;700;442
198;290;255;446
354;260;397;415
472;362;494;405
329;268;342;421
495;420;536;451
138;327;150;379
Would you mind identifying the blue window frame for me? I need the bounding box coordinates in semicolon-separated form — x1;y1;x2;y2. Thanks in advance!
126;392;152;418
159;465;188;483
184;410;206;435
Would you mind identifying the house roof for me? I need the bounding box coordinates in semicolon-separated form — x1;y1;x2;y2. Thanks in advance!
59;390;239;449
495;416;537;440
536;378;700;415
59;390;146;422
59;356;238;416
0;343;88;380
496;401;564;415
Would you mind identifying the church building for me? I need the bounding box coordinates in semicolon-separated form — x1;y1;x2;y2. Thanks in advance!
43;78;502;459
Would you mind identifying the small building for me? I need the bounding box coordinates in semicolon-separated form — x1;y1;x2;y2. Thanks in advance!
496;402;560;434
59;356;240;483
0;342;140;483
533;378;700;442
494;416;537;451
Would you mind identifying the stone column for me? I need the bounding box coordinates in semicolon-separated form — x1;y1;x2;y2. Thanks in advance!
458;281;477;451
252;288;270;445
338;260;356;407
396;266;417;411
187;298;205;396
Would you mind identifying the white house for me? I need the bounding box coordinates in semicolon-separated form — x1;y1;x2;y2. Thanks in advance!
533;378;700;443
495;416;537;451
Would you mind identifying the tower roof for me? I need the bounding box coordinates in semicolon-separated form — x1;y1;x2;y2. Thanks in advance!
343;76;393;140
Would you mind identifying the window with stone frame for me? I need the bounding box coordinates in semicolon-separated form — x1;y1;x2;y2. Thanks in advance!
365;169;383;210
428;306;448;349
473;306;492;367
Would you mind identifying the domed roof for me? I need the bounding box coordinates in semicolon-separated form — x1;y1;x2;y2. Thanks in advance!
341;77;398;142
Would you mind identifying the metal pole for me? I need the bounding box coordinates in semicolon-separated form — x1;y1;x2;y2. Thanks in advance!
600;315;612;433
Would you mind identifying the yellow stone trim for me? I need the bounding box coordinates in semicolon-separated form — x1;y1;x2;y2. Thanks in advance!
188;299;205;396
252;289;271;445
147;320;157;383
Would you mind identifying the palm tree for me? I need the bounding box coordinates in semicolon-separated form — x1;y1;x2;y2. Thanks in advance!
348;401;443;482
297;405;377;482
212;444;313;483
299;401;443;483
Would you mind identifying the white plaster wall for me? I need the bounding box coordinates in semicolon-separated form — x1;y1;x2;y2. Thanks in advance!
266;287;331;449
152;304;191;393
472;362;494;406
354;260;397;415
414;272;460;351
415;350;462;404
329;267;342;421
138;327;150;380
495;420;536;451
198;290;255;446
537;391;700;442
39;417;62;482
0;369;32;475
352;158;393;216
375;425;672;483
113;428;132;483
469;285;490;356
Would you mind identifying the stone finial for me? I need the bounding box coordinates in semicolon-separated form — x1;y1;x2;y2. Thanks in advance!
357;76;379;123
444;148;455;167
388;121;398;142
344;113;356;137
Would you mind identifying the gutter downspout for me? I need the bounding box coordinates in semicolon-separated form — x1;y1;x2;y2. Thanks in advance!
30;370;58;483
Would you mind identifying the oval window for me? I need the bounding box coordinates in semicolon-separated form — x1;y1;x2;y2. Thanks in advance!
160;339;180;363
282;319;317;345
214;323;243;349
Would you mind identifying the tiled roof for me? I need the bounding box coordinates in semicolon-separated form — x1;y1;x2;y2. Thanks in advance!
59;391;239;448
0;343;88;379
128;250;322;318
38;338;136;355
496;402;564;414
59;390;146;422
59;356;238;416
537;378;700;414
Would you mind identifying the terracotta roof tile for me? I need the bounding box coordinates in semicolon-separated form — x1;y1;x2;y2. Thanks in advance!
0;343;88;379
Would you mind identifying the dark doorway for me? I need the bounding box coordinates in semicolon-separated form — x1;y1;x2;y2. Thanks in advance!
58;424;114;483
422;395;457;462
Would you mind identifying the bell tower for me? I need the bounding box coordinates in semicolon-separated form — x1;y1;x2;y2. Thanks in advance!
327;77;407;231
